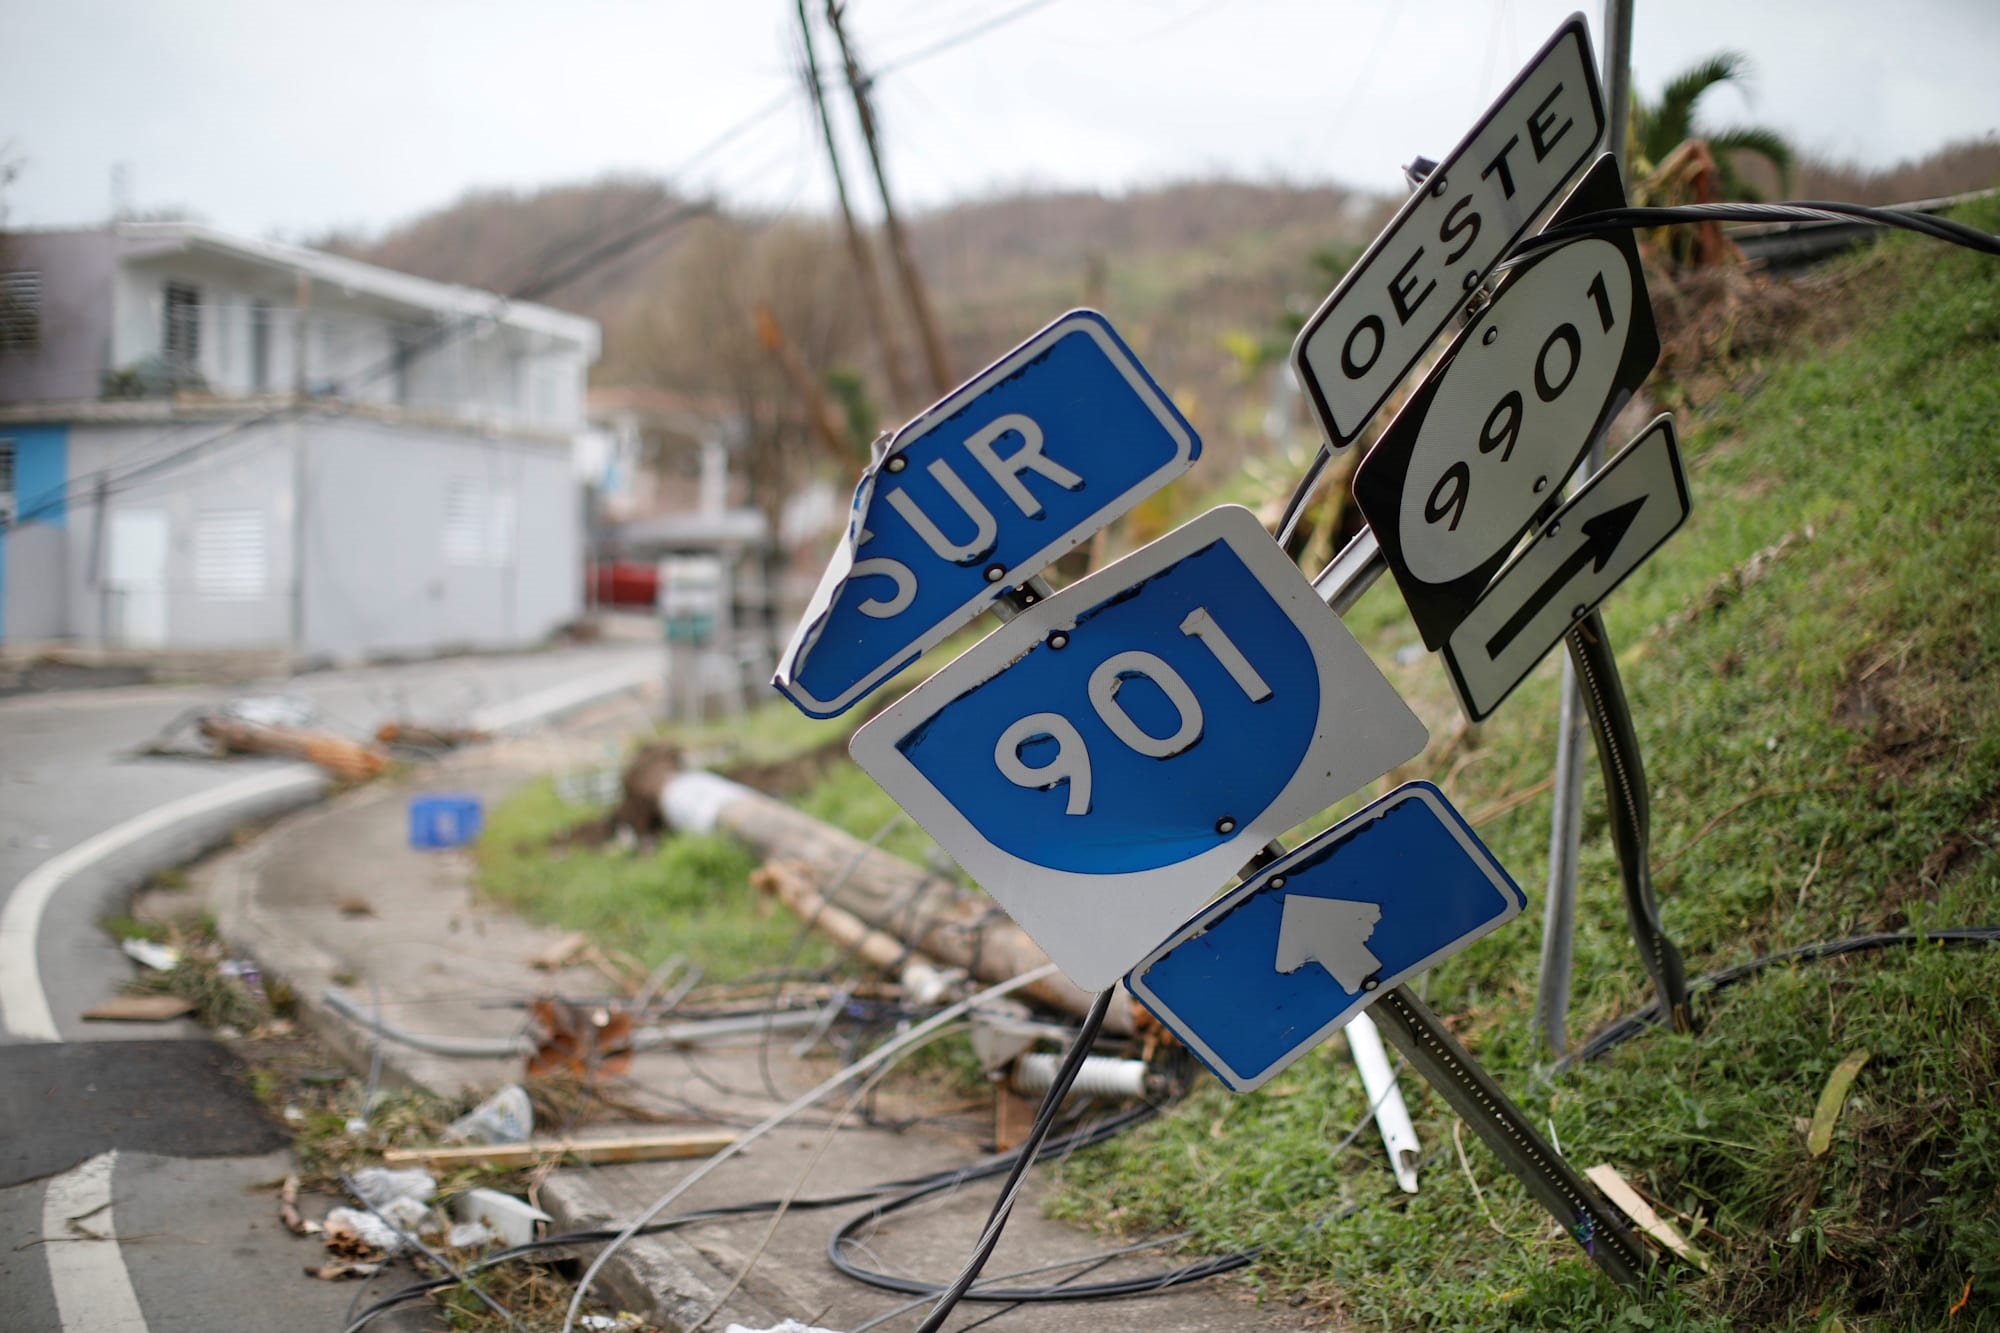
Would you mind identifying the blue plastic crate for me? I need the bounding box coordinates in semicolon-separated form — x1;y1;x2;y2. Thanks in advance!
409;792;483;849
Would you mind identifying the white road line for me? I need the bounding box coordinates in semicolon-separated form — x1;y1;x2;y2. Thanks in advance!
42;1151;150;1332
0;767;322;1041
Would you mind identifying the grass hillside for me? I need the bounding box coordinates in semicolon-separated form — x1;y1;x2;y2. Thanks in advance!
1043;203;2000;1330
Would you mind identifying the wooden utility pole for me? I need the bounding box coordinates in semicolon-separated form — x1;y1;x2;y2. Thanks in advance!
824;0;955;400
797;0;915;414
753;303;850;464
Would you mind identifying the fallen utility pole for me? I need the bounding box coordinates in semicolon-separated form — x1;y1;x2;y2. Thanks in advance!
825;0;954;398
797;0;915;413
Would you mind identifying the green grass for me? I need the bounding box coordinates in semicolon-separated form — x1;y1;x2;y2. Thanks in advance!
1047;205;2000;1330
473;776;827;979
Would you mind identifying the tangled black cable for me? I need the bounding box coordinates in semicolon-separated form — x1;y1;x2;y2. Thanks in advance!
339;1098;1159;1332
341;928;2000;1330
1510;200;2000;264
1555;926;2000;1072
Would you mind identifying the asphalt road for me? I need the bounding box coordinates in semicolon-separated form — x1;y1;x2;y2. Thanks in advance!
0;644;660;1330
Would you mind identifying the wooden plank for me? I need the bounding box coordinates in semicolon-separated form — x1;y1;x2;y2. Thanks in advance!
82;993;197;1022
1585;1163;1710;1272
382;1131;737;1169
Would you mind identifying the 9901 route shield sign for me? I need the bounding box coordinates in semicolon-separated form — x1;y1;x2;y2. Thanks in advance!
850;506;1427;990
1352;155;1660;650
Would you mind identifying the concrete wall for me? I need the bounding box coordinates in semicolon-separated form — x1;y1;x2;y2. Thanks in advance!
298;418;580;661
61;418;298;649
0;233;117;403
40;415;579;657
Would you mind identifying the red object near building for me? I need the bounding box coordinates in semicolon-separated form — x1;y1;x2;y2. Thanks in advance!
589;560;658;607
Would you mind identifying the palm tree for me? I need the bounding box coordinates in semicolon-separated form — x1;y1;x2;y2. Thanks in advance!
1630;52;1794;202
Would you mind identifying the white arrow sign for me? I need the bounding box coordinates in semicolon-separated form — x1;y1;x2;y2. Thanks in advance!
1442;414;1690;720
1275;895;1384;991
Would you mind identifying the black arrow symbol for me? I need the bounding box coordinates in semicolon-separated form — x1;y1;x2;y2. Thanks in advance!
1483;495;1648;660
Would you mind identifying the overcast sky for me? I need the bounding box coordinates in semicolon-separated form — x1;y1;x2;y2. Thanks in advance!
5;0;1997;241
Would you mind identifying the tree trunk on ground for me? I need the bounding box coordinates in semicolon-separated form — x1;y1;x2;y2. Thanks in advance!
690;780;1133;1032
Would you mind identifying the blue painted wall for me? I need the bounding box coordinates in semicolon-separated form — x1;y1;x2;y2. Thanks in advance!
0;423;70;644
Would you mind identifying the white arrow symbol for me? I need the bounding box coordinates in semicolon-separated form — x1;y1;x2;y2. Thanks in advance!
1275;894;1383;992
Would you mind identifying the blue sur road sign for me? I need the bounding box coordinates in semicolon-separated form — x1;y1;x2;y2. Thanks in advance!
1126;782;1525;1091
773;309;1199;719
851;506;1426;990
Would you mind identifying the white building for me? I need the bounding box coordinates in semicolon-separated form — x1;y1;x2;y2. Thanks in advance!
0;221;599;661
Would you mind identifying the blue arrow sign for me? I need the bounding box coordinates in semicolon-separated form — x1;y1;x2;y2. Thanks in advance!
851;505;1426;990
773;310;1200;719
1126;782;1525;1092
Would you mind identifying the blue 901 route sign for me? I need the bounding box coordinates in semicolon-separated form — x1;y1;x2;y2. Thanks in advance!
850;505;1426;990
773;310;1199;719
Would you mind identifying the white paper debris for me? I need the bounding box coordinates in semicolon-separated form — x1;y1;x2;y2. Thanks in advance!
349;1167;435;1209
120;938;180;971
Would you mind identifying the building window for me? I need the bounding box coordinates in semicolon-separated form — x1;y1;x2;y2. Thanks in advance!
0;271;39;351
444;478;487;567
0;440;16;527
444;478;514;567
163;280;201;370
194;510;266;601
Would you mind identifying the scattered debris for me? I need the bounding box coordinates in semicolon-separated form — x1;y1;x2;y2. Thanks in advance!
527;996;634;1079
120;937;181;971
1807;1049;1872;1157
82;993;197;1022
374;721;492;752
335;896;377;918
224;695;319;730
304;1260;383;1281
349;1167;437;1212
278;1174;321;1237
445;1220;496;1249
1585;1164;1710;1272
198;714;390;783
216;959;264;1002
529;932;592;972
323;1206;405;1257
454;1188;551;1248
381;1129;736;1170
553;741;681;847
445;1084;534;1146
719;1321;845;1333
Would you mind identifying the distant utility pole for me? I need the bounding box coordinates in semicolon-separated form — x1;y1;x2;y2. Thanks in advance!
825;0;955;400
798;0;916;416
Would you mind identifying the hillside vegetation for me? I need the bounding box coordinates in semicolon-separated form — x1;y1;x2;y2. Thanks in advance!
1044;199;2000;1331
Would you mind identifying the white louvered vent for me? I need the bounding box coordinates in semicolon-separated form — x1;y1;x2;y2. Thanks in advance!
195;509;266;601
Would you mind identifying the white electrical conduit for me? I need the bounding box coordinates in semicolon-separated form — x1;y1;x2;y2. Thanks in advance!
560;962;1063;1333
